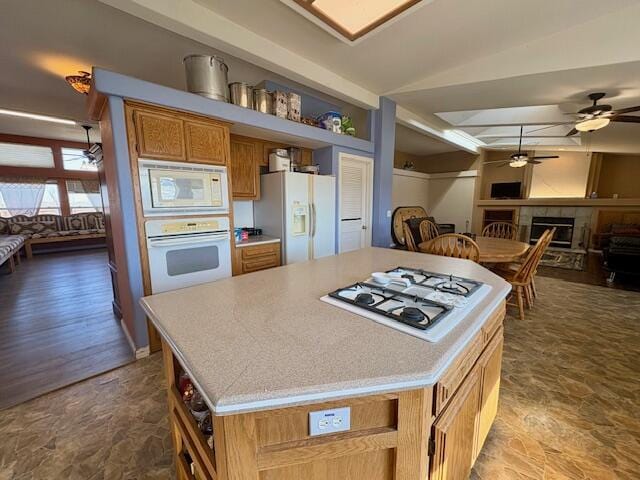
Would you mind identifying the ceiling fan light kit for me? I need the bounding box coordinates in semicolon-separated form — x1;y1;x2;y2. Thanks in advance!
509;159;528;168
575;117;610;132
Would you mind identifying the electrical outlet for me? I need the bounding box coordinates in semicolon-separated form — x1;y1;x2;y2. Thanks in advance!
309;407;351;436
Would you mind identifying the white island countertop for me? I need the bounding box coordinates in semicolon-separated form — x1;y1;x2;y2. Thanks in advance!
141;248;510;415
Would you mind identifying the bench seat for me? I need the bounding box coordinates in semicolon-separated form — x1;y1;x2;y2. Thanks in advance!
0;234;25;273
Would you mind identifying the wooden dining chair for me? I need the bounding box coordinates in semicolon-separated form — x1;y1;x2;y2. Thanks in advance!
422;234;480;262
419;219;440;243
402;222;419;252
482;222;518;240
495;228;554;320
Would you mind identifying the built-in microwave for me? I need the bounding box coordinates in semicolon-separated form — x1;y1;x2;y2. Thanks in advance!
138;159;229;216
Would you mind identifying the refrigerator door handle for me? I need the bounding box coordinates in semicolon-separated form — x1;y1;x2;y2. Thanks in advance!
310;203;316;237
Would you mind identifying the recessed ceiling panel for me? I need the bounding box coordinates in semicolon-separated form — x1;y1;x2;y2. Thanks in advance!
291;0;422;41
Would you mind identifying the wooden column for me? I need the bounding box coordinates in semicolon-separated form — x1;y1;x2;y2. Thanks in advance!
395;388;432;480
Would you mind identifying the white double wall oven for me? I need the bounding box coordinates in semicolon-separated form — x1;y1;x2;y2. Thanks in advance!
138;159;232;293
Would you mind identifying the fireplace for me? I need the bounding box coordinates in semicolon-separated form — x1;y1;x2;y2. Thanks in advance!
530;216;575;249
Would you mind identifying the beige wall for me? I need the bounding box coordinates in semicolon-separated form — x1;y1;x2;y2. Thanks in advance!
392;170;429;211
529;151;591;198
597;154;640;199
394;150;478;174
428;174;476;231
480;151;528;199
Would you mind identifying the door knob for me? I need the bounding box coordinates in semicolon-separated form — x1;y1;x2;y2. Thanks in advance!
362;225;367;230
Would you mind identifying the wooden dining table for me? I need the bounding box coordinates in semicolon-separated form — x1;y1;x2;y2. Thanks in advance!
418;236;531;263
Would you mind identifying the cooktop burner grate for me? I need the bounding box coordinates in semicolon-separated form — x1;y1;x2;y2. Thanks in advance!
328;282;452;330
385;267;482;297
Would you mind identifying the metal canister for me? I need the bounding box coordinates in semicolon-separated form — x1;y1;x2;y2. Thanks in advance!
253;89;273;114
183;55;229;101
228;82;253;109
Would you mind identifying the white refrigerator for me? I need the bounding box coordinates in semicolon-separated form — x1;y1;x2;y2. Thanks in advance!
255;172;336;264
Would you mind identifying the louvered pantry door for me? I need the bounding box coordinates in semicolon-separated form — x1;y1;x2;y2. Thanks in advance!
339;154;373;253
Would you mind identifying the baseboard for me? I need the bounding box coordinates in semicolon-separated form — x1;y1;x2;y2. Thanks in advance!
135;346;150;359
120;319;151;360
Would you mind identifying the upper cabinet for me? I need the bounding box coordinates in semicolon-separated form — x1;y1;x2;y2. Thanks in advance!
230;136;259;200
133;109;185;161
130;103;230;166
185;120;229;165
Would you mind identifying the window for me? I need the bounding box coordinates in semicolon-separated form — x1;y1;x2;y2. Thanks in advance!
38;183;61;215
0;142;54;168
62;148;97;172
66;180;102;214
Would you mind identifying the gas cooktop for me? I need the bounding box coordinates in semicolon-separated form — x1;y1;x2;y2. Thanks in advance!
320;267;491;342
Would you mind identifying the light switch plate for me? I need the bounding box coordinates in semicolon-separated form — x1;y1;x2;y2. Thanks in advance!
309;407;351;436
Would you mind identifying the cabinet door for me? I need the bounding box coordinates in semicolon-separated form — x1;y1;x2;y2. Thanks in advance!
134;109;186;160
430;368;481;480
473;329;504;462
230;138;259;199
185;120;228;165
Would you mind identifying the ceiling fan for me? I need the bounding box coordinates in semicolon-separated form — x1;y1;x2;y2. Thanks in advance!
64;125;99;166
565;92;640;136
484;126;559;168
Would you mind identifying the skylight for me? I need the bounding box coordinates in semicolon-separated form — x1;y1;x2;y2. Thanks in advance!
289;0;422;41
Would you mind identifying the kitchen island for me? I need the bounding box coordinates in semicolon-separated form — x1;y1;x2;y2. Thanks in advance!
141;247;510;480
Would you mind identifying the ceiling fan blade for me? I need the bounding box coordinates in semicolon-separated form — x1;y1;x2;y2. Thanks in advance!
611;115;640;123
565;128;579;137
530;155;559;160
497;162;510;167
528;160;542;165
612;105;640;115
484;159;512;164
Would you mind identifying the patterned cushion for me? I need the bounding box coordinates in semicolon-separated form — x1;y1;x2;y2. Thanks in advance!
0;218;7;235
82;212;104;229
30;228;104;239
9;221;57;237
8;215;63;230
0;234;25;250
63;214;93;231
0;235;25;264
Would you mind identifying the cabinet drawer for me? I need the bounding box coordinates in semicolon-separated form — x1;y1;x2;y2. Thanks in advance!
481;302;505;346
434;332;483;417
242;255;279;273
240;243;280;260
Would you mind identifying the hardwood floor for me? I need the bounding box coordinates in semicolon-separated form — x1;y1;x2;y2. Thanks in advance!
0;249;133;410
537;252;640;292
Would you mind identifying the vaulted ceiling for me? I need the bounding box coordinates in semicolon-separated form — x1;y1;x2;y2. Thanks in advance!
2;0;640;153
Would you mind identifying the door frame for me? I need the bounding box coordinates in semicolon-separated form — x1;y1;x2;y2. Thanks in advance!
337;152;374;253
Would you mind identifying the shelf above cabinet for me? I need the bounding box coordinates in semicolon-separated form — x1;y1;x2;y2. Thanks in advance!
92;68;374;154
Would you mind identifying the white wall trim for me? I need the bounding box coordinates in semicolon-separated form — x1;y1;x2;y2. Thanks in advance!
393;168;478;179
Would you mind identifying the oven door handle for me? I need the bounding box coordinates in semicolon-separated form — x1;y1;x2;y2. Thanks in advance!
148;234;229;247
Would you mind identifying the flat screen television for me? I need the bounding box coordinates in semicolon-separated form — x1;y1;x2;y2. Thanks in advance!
491;182;522;199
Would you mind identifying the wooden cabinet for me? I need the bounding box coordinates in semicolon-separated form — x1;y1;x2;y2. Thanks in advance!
233;242;281;275
185;120;229;165
473;328;504;462
130;103;229;165
430;306;505;480
430;367;481;480
230;136;260;199
133;109;186;160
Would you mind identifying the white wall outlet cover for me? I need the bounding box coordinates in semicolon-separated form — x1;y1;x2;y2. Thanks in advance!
309;407;351;436
386;210;392;217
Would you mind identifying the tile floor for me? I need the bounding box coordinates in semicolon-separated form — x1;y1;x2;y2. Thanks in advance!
1;276;639;479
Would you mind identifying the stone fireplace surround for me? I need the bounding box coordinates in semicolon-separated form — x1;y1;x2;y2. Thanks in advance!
518;206;593;251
